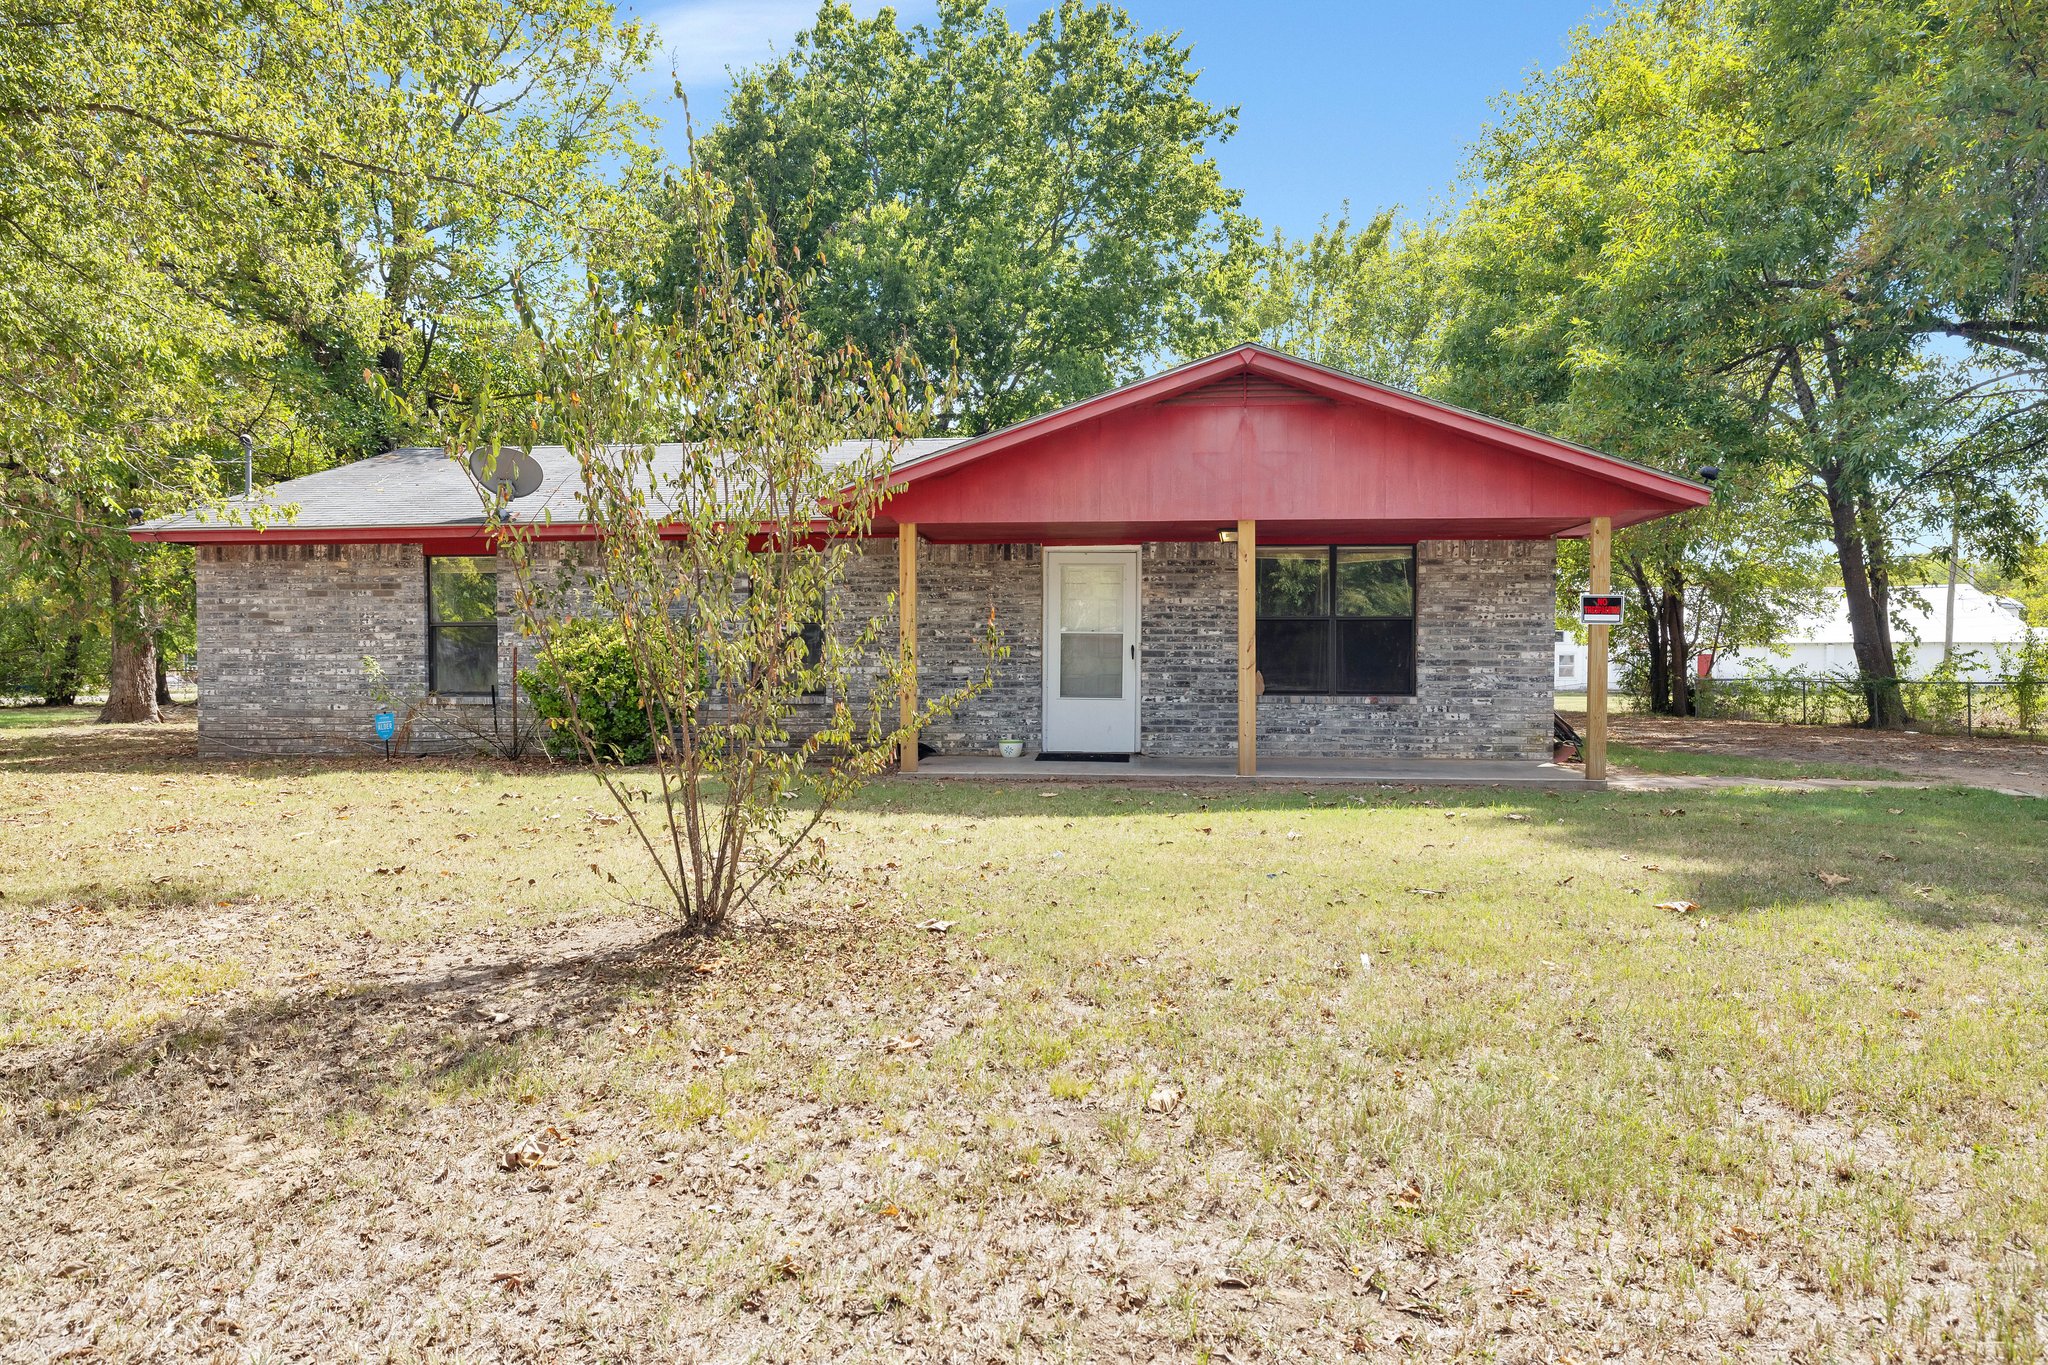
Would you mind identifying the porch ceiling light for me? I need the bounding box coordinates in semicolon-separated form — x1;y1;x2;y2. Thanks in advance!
1218;529;1238;543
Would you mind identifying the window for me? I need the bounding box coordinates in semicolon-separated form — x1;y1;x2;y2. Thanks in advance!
1255;546;1415;695
1557;653;1577;679
427;556;498;696
796;620;826;696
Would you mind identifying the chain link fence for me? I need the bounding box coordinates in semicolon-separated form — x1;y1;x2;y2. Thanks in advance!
1695;671;2047;736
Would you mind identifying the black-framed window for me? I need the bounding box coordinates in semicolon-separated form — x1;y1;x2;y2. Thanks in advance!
1255;546;1415;695
795;620;826;697
427;556;498;696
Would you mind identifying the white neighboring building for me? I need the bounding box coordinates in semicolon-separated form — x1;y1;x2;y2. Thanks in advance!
1554;630;1589;690
1711;584;2032;682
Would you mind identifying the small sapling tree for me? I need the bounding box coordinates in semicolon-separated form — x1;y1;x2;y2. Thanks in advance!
438;178;994;932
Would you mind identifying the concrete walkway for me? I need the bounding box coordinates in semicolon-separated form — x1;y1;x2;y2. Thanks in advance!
907;756;2041;798
1609;772;2042;799
908;753;1597;788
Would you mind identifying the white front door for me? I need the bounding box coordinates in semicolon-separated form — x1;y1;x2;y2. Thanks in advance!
1043;549;1140;753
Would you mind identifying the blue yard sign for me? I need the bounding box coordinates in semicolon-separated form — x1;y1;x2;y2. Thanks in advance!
373;710;397;742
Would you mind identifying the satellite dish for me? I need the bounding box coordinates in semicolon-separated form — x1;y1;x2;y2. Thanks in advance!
467;445;545;500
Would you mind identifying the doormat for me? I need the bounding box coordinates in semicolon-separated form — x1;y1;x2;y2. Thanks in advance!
1036;752;1132;763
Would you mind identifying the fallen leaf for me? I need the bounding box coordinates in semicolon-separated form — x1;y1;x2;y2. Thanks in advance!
1145;1082;1183;1114
1655;900;1700;915
1817;871;1852;889
917;919;955;934
499;1125;571;1172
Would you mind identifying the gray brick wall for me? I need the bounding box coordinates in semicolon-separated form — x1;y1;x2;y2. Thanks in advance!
192;536;1553;762
194;542;529;757
1140;542;1240;754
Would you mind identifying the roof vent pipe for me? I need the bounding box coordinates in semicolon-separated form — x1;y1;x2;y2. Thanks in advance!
240;433;253;499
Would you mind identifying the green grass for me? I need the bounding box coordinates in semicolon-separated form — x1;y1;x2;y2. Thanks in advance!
1608;740;1911;781
2;708;2046;1358
0;702;98;728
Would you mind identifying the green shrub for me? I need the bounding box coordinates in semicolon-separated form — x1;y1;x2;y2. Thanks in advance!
519;619;656;763
1999;628;2048;735
1908;651;1977;733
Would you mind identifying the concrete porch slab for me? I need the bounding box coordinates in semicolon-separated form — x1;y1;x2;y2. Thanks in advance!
908;753;1600;788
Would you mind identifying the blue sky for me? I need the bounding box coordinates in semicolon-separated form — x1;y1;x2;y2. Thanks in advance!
626;0;1606;237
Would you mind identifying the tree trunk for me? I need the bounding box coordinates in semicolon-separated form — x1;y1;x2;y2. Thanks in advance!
1823;469;1904;728
1626;562;1666;713
1660;589;1693;717
154;641;173;708
43;629;83;705
98;574;161;724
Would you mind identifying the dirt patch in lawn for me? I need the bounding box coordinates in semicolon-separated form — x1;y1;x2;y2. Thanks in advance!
1566;710;2048;795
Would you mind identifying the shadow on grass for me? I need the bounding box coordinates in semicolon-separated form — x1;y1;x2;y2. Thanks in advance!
1528;783;2048;932
1;922;721;1141
850;777;2048;931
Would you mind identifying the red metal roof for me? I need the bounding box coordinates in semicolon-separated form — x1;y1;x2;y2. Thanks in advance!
132;345;1708;546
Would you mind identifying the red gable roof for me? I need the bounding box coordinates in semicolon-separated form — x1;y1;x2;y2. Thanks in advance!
878;344;1709;544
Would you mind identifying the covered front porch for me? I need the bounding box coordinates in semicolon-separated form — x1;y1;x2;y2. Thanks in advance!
865;347;1709;781
885;527;1577;775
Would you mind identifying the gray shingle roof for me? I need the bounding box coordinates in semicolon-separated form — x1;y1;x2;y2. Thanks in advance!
137;438;966;534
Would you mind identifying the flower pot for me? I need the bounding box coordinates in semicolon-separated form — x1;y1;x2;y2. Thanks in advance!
998;740;1025;759
1553;740;1580;764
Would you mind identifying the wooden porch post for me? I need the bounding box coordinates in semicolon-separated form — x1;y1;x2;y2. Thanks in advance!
1586;515;1611;782
1237;519;1257;776
899;522;918;772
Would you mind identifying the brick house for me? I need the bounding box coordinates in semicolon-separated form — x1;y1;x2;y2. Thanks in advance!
133;346;1707;771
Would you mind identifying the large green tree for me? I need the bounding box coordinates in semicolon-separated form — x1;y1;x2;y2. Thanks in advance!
1187;210;1452;390
1438;0;2048;727
0;0;653;718
657;0;1243;431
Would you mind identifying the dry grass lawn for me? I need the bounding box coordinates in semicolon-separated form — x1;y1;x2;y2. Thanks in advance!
3;708;2047;1361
